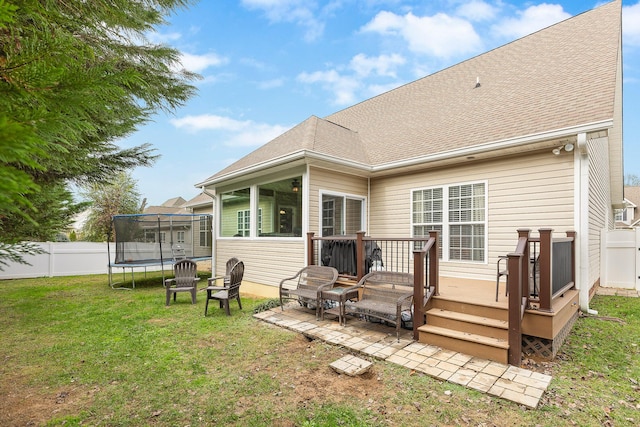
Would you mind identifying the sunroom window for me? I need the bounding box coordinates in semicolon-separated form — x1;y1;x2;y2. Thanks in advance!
258;177;302;237
220;188;251;237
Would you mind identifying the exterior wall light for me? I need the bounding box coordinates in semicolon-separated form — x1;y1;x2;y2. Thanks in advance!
552;143;575;155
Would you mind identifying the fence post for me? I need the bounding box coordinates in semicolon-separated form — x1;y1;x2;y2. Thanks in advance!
307;232;315;266
538;228;553;312
356;231;365;280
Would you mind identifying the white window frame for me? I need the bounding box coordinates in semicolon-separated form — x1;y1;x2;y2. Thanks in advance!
177;231;185;244
411;180;487;263
318;190;366;236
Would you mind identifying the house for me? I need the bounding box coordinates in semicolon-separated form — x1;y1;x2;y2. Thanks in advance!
196;1;623;363
615;186;640;228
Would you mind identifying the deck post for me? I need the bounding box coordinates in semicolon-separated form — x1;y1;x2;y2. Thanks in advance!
566;230;577;289
517;229;531;307
307;232;315;266
507;252;523;366
429;230;440;296
413;249;425;340
356;231;365;281
538;228;553;312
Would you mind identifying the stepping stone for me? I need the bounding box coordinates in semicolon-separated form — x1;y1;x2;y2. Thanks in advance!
329;355;372;376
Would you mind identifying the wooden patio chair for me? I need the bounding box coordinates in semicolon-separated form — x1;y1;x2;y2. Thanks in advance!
279;265;338;319
165;259;200;306
204;260;244;316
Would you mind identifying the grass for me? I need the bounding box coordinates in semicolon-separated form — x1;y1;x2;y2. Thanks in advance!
0;272;638;426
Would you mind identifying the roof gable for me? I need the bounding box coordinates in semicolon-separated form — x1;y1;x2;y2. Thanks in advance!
200;0;621;185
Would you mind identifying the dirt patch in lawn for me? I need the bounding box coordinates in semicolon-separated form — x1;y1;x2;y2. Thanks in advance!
0;373;98;426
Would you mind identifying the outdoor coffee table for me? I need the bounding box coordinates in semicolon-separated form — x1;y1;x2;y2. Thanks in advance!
320;287;359;326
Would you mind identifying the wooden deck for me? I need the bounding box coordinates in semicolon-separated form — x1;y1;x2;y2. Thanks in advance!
418;276;580;363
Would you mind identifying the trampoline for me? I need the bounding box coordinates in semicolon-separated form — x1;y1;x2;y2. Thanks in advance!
108;213;212;289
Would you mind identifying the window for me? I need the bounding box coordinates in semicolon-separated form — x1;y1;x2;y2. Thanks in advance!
412;182;486;262
615;208;628;223
199;215;211;246
237;210;250;237
159;232;166;243
177;231;185;244
320;194;364;236
220;188;250;237
257;177;302;237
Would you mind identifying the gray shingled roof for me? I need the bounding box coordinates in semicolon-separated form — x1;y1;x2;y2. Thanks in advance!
200;0;620;184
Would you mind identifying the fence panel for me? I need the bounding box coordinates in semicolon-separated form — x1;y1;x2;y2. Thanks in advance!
600;229;639;290
0;242;119;279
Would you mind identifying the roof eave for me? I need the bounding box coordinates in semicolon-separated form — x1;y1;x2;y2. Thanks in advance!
370;119;614;174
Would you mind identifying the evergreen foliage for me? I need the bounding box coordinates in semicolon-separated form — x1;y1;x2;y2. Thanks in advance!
0;1;199;266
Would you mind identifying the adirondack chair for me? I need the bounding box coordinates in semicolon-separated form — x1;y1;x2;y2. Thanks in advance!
165;260;200;306
204;260;245;316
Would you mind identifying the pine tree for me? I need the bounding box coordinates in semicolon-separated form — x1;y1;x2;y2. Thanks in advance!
0;1;199;267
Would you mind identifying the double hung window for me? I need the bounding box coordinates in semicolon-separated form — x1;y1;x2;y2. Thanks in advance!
412;182;486;262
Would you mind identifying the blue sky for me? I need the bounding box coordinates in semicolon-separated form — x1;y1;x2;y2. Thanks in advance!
119;0;640;206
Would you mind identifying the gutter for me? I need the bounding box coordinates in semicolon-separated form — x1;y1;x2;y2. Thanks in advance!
197;119;613;187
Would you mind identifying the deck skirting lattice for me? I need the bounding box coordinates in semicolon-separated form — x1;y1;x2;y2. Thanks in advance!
522;311;579;359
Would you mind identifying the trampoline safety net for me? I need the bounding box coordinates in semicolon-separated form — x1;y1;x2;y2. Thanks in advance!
111;214;212;264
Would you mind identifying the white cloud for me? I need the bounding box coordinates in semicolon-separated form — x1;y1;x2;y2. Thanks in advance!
456;0;497;22
171;114;249;132
361;11;482;58
148;31;182;44
180;52;228;73
297;70;361;105
224;123;291;147
492;3;570;39
257;78;285;89
624;2;640;47
241;0;325;42
170;114;290;147
350;53;406;77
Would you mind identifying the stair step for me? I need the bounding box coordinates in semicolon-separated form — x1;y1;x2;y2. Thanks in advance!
418;325;509;364
430;296;508;321
427;308;507;329
419;325;509;348
426;308;508;340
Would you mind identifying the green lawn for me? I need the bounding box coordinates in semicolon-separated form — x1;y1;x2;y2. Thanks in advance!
0;273;638;426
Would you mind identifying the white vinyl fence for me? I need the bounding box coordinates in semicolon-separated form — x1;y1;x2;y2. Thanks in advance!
600;228;640;290
0;242;124;280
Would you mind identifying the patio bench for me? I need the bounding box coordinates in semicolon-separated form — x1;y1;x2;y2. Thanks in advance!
342;271;414;341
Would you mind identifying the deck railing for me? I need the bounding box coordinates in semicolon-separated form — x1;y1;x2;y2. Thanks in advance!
506;228;576;365
411;231;439;339
307;231;433;280
307;231;439;339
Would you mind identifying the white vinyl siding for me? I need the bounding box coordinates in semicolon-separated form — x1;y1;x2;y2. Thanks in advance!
588;135;612;290
369;151;575;281
215;239;304;288
308;167;368;234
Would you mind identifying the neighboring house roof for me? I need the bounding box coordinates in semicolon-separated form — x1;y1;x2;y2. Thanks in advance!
160;196;187;207
182;192;214;209
143;197;188;215
198;1;621;188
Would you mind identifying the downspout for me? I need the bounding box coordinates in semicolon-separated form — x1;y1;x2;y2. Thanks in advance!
576;133;596;314
201;187;217;277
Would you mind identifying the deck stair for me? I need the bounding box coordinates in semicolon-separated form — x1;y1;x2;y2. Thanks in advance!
417;295;510;364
